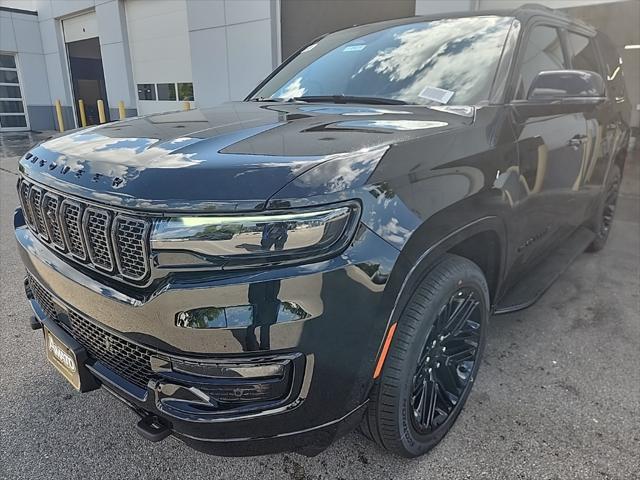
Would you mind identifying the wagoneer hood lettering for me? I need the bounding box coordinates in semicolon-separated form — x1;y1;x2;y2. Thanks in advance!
21;102;470;212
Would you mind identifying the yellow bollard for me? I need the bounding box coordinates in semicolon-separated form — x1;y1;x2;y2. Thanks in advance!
97;99;106;124
118;101;126;120
78;99;87;127
182;101;190;111
54;99;65;132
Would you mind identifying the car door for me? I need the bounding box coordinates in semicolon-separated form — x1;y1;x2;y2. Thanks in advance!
569;31;627;216
564;30;611;225
509;23;589;271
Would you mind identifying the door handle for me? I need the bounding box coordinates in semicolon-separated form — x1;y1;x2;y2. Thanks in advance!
568;135;588;148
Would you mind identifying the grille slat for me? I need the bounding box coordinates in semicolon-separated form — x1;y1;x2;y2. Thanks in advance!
60;200;87;260
29;186;49;241
42;193;65;250
83;207;114;271
18;181;36;230
113;216;149;281
19;179;151;283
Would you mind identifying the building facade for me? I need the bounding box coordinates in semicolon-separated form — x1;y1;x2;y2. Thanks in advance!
0;0;638;132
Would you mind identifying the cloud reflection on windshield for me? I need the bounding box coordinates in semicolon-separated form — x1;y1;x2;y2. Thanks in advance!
356;16;514;105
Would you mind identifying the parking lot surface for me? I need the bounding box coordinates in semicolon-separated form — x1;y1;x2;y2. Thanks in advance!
1;132;638;480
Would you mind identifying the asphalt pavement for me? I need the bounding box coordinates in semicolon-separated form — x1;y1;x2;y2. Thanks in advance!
0;131;638;480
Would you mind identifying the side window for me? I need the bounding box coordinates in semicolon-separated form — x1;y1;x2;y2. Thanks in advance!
595;32;626;100
567;33;604;76
517;26;567;99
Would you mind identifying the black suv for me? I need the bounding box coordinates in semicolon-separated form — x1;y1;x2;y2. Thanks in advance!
15;5;630;457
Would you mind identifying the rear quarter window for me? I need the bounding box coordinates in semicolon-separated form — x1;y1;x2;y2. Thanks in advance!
567;32;603;76
595;32;627;101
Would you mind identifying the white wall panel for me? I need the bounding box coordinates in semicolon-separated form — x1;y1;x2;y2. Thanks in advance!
185;0;225;31
0;15;17;50
125;0;192;114
13;17;42;52
224;0;271;25
188;26;230;107
51;0;96;19
415;0;472;15
96;0;136;109
33;0;53;21
62;11;98;42
100;41;134;106
135;100;183;115
95;0;123;45
227;18;273;99
186;0;275;107
38;18;58;54
16;52;51;104
44;51;69;104
125;0;192;83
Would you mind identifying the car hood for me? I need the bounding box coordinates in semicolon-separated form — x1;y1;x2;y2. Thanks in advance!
22;101;473;212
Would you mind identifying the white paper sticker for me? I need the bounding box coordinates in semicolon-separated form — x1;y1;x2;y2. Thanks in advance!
343;44;367;52
418;86;455;104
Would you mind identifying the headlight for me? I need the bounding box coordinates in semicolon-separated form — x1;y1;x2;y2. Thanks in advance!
150;202;360;269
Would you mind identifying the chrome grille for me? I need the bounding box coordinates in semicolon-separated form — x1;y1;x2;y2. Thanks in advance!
84;207;114;271
28;275;58;322
60;200;86;260
42;193;65;249
18;181;36;229
27;274;154;390
67;310;155;389
113;216;149;281
29;186;48;241
18;179;151;283
27;274;295;406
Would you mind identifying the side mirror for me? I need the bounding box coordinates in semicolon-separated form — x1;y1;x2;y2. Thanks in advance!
513;70;606;119
527;70;605;100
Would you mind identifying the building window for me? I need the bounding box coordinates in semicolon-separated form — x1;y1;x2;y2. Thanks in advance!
0;54;29;131
0;115;27;128
0;70;19;83
137;84;156;100
177;82;194;101
0;54;16;68
0;100;24;113
0;85;22;98
157;83;177;101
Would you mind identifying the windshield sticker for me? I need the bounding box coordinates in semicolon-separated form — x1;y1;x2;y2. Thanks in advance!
343;44;367;52
418;86;455;104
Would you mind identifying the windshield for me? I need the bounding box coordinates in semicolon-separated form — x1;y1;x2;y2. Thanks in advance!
251;16;514;106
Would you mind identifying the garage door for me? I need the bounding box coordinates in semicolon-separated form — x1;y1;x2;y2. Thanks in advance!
0;53;29;131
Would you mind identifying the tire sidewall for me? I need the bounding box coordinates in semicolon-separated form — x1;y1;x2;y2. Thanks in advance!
589;165;621;250
395;261;490;456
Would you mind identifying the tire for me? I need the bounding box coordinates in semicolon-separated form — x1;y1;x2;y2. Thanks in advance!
587;164;621;252
362;254;490;458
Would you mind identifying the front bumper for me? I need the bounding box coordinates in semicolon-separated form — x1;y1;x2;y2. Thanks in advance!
15;209;399;455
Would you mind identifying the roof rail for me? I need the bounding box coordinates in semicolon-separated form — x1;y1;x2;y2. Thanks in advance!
518;2;593;31
517;3;556;12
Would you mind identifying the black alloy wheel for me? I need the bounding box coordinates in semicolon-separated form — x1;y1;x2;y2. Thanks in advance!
362;254;489;457
588;165;621;252
410;288;481;434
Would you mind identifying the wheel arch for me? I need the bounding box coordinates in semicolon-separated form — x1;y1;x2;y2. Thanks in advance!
374;216;508;376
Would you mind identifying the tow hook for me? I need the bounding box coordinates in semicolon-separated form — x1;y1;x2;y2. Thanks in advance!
135;414;171;442
29;315;42;330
